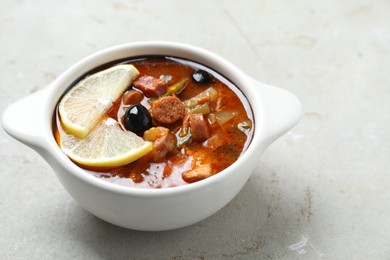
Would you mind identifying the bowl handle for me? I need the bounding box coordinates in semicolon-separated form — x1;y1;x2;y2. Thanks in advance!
250;78;302;145
2;88;50;149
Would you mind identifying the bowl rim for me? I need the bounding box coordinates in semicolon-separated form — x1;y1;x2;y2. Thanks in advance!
43;41;264;197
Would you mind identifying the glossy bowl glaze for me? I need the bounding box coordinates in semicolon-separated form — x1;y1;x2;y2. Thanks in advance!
2;42;302;231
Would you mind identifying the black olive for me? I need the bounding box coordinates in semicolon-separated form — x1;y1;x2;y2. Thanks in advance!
124;104;152;136
192;69;213;85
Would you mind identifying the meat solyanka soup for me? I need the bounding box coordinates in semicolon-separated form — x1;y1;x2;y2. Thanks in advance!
54;56;253;188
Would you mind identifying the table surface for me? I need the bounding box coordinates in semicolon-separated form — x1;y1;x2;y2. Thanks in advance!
1;0;389;259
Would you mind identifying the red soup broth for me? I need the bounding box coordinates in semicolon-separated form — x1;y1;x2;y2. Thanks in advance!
54;56;254;188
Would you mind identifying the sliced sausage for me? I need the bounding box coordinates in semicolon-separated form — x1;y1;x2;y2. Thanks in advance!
151;96;185;124
143;127;176;161
122;90;144;105
189;114;210;142
133;75;168;98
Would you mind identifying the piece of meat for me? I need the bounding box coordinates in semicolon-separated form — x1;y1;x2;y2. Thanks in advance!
151;96;185;124
182;163;212;183
122;90;144;105
189;114;210;142
143;127;176;161
133;75;168;98
153;134;175;160
202;134;224;150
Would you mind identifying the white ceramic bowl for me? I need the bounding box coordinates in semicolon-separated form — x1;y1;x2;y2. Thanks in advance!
2;42;302;231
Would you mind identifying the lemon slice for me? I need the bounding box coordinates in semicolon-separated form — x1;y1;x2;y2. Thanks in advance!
59;64;140;138
60;118;152;167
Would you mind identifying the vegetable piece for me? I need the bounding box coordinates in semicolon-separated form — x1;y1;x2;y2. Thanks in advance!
192;70;214;85
238;120;252;129
133;75;167;98
189;114;210;142
143;126;167;141
160;75;172;83
164;78;189;96
176;115;192;147
188;103;210;115
179;115;190;137
176;130;192;147
215;97;222;111
213;111;237;126
183;87;218;109
151;96;185;124
238;120;253;134
197;96;210;104
144;127;176;161
124;104;152;136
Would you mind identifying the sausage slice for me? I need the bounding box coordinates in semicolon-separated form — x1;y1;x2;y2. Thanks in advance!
133;75;167;98
189;114;210;142
151;96;185;124
143;127;176;161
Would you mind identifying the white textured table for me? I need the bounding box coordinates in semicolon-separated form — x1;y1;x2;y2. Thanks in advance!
1;0;389;259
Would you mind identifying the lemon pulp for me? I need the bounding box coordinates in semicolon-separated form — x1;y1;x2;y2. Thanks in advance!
59;64;139;138
60;118;152;167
